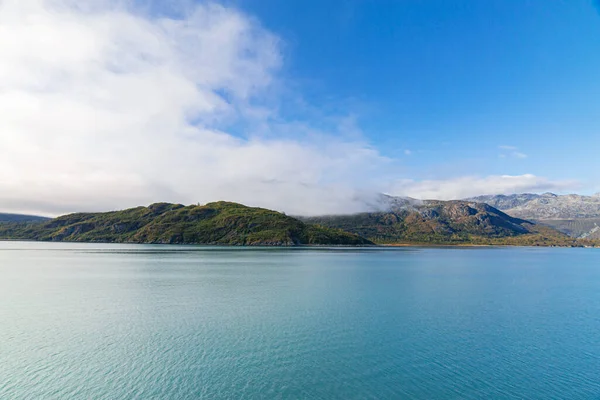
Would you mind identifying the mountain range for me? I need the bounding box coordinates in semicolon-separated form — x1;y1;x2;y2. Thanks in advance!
1;195;599;247
466;193;600;219
301;198;580;246
465;193;600;239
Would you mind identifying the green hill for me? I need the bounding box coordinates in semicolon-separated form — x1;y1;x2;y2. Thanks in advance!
0;213;49;223
301;200;591;246
0;202;372;246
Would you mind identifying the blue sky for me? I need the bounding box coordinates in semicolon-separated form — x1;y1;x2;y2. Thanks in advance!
1;0;599;215
231;0;600;190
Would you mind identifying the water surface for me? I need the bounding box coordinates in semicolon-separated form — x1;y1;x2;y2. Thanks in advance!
1;242;599;399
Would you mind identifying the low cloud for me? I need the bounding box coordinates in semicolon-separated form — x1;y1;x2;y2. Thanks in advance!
390;174;579;200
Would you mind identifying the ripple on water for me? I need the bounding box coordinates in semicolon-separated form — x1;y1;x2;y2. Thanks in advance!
1;244;600;399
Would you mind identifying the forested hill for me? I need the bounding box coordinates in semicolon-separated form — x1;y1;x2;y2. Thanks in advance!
0;213;49;223
0;202;371;246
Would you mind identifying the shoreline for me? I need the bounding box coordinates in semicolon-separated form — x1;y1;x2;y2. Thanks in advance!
1;238;597;249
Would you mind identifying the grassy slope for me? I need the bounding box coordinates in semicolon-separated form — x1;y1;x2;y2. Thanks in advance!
0;202;372;246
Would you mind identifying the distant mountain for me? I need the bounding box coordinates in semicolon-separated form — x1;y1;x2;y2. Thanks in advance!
301;200;581;246
0;213;49;223
535;218;600;240
466;193;600;238
467;193;600;219
0;202;371;246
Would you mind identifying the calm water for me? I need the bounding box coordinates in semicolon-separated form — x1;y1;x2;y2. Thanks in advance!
1;242;600;399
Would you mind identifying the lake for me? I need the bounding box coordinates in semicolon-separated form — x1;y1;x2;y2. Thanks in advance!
1;242;599;399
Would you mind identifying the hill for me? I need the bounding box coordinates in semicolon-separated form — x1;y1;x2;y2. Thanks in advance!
535;218;600;240
301;200;587;246
0;202;372;246
466;193;600;238
0;213;50;223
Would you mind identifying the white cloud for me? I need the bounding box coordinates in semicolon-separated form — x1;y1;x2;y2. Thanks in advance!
0;0;394;216
0;1;583;218
389;174;578;200
498;145;527;159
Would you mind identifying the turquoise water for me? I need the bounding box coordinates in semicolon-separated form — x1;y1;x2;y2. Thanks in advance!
1;242;600;399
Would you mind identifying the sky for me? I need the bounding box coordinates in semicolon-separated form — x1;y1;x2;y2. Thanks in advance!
0;0;599;216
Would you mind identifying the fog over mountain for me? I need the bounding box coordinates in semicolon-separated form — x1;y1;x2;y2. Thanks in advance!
357;192;600;240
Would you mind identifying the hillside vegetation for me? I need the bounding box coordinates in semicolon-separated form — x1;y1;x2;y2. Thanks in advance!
0;202;371;246
0;213;49;223
2;200;595;247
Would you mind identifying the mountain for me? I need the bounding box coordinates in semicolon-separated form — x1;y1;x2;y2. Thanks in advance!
466;193;600;238
0;213;50;223
536;218;600;240
467;193;600;219
301;200;582;246
0;202;372;246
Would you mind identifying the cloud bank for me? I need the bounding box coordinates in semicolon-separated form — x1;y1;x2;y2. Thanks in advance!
0;0;393;216
0;0;579;216
390;174;578;200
